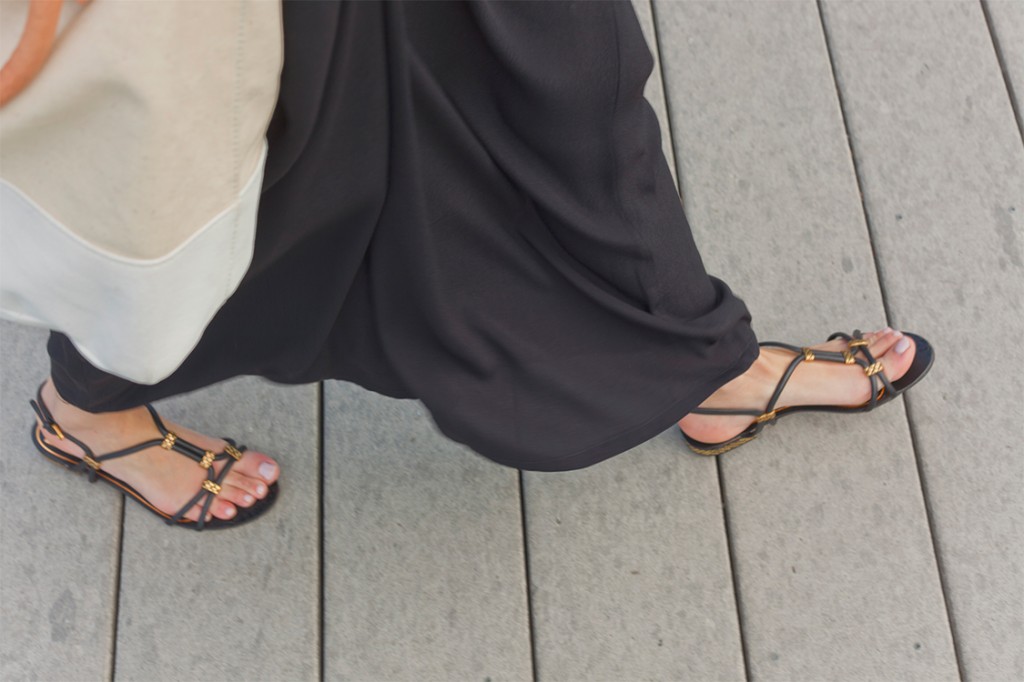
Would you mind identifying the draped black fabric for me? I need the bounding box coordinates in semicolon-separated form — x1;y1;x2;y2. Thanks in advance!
49;0;758;471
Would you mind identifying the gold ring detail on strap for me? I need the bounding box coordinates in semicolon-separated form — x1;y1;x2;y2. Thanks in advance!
802;348;815;361
865;362;884;377
848;338;869;348
161;432;177;450
223;443;243;461
201;480;222;495
199;451;215;469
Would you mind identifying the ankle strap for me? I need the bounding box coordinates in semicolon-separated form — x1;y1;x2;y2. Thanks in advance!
30;381;104;481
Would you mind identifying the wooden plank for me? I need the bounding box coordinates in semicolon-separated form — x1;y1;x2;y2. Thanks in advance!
522;4;742;679
821;1;1024;678
634;0;679;185
523;433;744;680
0;322;120;681
322;382;531;681
655;1;959;679
985;0;1024;132
114;379;319;681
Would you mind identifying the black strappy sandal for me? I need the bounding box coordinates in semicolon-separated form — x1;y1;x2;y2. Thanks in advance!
29;383;279;530
680;330;934;456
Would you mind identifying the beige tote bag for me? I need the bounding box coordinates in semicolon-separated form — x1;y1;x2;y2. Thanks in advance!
0;0;283;384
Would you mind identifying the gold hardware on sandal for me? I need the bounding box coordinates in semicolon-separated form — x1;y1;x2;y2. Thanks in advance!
680;329;934;456
864;362;884;376
28;381;278;531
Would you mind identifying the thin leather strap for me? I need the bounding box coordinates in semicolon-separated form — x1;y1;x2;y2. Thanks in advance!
689;330;895;429
168;445;245;529
30;382;103;482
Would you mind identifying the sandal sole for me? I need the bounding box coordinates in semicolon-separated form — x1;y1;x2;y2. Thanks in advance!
31;424;279;530
681;332;935;456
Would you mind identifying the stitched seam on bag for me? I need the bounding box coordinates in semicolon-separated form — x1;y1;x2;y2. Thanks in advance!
0;169;263;267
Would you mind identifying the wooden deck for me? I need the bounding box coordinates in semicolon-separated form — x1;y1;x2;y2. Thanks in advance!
2;1;1021;680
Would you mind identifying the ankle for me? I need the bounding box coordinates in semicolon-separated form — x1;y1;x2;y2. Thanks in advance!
41;378;107;432
716;349;775;396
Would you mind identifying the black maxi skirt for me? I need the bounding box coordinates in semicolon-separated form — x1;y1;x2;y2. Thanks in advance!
48;0;759;472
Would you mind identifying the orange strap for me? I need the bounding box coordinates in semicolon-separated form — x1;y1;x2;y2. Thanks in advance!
0;0;91;108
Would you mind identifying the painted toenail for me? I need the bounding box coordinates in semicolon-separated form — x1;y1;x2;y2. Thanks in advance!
883;326;893;335
224;506;236;518
256;483;267;496
243;494;255;504
895;336;911;354
259;462;276;480
893;330;904;338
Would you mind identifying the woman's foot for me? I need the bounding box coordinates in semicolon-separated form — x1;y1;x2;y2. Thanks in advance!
34;378;280;523
679;328;917;445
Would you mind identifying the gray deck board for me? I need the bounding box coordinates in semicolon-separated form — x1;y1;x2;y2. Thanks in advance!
985;0;1024;134
2;1;1021;680
523;5;743;680
821;0;1024;678
0;322;120;682
322;382;531;681
634;0;679;185
523;435;744;681
656;2;958;679
113;380;319;681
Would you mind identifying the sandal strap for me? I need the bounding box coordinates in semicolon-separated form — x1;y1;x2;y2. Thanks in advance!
689;329;897;435
830;330;897;403
167;447;244;530
30;383;104;482
30;382;248;524
78;404;241;469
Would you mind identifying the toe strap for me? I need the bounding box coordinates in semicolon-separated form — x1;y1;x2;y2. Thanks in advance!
695;330;899;436
30;382;104;482
827;330;897;407
167;443;247;530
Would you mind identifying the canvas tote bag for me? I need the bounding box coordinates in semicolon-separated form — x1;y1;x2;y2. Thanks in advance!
0;0;283;384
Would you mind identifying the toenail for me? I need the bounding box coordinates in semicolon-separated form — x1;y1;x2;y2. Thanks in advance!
243;494;255;504
895;336;911;354
256;483;267;496
893;330;904;338
883;326;893;335
259;462;276;480
224;506;236;518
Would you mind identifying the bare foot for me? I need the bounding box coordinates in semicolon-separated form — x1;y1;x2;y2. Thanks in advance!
679;328;916;445
34;378;280;523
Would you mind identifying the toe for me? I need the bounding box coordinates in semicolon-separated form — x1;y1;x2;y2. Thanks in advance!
225;470;270;500
229;451;280;486
209;498;238;521
865;329;900;357
218;482;259;509
878;333;916;384
184;497;237;523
